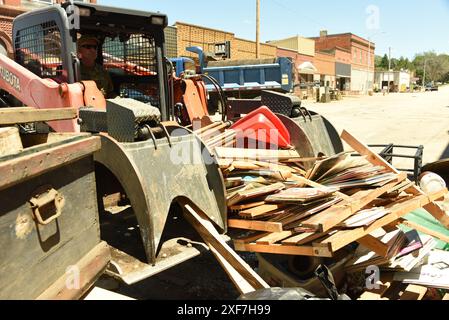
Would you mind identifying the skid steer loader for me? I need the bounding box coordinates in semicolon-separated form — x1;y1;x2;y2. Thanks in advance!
0;1;343;287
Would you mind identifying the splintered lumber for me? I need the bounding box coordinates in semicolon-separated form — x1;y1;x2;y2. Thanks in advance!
0;107;78;125
193;121;222;135
180;200;269;293
233;232;270;245
281;231;328;246
233;242;333;258
357;234;390;258
341;130;449;228
300;172;407;233
227;182;285;206
229;201;266;212
315;189;447;253
255;231;295;245
228;219;283;233
207;244;256;294
290;174;353;201
215;147;302;161
239;204;288;219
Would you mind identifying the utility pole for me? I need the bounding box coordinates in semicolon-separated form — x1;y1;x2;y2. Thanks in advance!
256;0;260;59
423;58;427;90
387;47;391;94
366;38;371;95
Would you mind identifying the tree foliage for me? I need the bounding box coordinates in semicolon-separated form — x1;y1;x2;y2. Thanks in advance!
375;51;449;84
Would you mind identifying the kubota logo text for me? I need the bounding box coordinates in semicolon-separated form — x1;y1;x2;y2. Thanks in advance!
0;66;21;92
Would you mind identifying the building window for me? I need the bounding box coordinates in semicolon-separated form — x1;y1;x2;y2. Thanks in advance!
353;49;357;61
359;51;362;63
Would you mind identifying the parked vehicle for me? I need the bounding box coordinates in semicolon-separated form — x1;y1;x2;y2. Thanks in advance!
171;47;295;113
425;83;439;91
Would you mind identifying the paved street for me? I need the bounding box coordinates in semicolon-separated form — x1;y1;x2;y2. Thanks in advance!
307;86;449;169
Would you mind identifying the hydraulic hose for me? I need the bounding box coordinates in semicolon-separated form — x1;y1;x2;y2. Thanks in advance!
200;74;228;122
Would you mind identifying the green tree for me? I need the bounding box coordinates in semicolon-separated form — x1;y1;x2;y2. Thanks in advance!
381;54;389;69
413;52;449;84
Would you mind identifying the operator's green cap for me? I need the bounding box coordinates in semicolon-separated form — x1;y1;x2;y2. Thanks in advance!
77;34;99;46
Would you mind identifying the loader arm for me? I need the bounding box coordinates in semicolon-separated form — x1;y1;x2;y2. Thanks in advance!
0;54;105;132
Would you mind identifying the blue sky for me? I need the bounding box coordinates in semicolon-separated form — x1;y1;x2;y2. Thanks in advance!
101;0;449;59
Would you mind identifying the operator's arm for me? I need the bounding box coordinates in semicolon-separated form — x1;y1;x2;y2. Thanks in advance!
104;70;118;99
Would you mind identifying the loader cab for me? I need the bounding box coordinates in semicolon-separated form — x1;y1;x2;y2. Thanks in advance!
12;2;170;120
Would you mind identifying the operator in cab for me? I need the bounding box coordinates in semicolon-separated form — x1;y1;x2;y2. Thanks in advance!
77;35;117;99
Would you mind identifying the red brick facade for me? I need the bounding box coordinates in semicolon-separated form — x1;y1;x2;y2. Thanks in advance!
311;32;375;73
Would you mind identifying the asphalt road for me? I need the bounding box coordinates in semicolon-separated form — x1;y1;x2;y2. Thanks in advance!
308;86;449;168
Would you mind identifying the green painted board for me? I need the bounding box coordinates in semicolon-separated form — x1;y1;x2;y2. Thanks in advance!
401;209;449;251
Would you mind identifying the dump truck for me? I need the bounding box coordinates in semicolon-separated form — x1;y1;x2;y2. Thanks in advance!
171;46;295;113
0;1;351;298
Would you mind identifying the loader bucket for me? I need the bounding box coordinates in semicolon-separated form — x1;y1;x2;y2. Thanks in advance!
275;112;344;171
94;127;227;266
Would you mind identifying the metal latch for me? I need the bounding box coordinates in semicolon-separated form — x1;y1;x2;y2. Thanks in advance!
30;186;65;225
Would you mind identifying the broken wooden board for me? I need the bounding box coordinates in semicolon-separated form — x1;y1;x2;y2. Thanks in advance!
228;219;283;233
357;234;390;258
314;189;447;254
300;172;407;232
281;231;330;246
0;107;77;125
233;241;333;258
341;130;449;228
255;231;295;245
215;147;302;161
229;201;266;212
238;204;289;219
180;200;269;293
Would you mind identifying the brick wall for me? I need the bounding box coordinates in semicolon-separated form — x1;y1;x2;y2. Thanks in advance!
233;37;276;59
315;52;335;76
313;33;352;52
334;47;351;64
312;33;375;73
175;22;276;60
176;22;234;59
0;5;25;56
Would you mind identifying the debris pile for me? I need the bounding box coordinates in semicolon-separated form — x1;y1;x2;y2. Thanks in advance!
195;113;449;301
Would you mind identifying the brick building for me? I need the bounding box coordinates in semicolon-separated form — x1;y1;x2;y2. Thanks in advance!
0;0;96;57
268;35;316;98
314;51;335;88
311;31;375;93
319;47;352;91
170;21;277;61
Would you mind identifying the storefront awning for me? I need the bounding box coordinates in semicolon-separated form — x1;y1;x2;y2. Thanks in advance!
297;61;317;75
